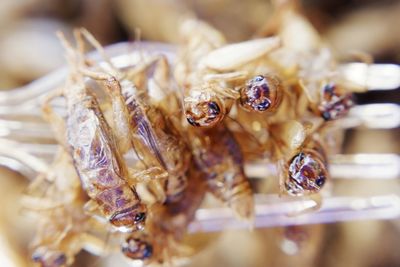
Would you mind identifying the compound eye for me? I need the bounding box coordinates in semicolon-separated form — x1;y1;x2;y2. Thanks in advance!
315;176;326;187
255;99;271;111
134;212;146;223
207;101;221;115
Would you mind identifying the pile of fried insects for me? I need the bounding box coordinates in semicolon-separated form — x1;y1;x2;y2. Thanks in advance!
24;7;364;267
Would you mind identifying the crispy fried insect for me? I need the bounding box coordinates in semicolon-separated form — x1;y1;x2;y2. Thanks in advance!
239;74;283;112
298;48;355;120
184;89;228;127
176;19;245;128
122;165;206;264
268;119;329;197
50;32;147;232
30;202;101;267
26;150;105;267
277;224;325;261
177;21;284;128
318;82;354;121
284;148;328;196
189;123;254;220
122;236;153;261
73;29;191;203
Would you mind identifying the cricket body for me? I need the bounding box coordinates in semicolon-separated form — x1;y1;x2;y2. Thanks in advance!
56;32;147;232
122;164;207;264
176;19;237;128
283;138;329;196
177;19;284;127
74;28;191;203
26;150;105;267
190;123;254;221
30;201;98;267
122;80;191;202
65;83;146;231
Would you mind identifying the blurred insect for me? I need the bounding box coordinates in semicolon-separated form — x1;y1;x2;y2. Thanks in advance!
122;164;206;264
189;122;254;221
317;82;354;121
30;202;105;267
276;224;325;266
71;29;191;203
42;32;148;232
294;43;359;121
25;150;106;267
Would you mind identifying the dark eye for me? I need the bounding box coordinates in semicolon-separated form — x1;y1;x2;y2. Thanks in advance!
143;244;153;259
186;116;200;126
321;111;331;121
254;75;264;82
315;176;325;187
256;99;271;111
32;253;42;262
323;83;335;96
208;101;221;115
134;212;146;223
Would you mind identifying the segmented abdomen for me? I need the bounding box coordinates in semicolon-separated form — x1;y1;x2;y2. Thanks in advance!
123;84;190;202
67;95;141;219
192;124;254;219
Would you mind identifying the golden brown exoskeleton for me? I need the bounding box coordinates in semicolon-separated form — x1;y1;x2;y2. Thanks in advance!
189;122;254;221
25;150;106;267
121;164;207;264
30;201;103;267
177;24;283;128
72;29;191;203
280;136;330;197
43;32;147;232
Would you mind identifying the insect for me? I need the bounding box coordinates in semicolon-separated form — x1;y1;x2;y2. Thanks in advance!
189;122;254;221
30;201;105;267
317;82;354;121
179;31;283;127
283;148;328;196
72;29;191;203
296;47;356;121
277;224;325;263
43;32;148;232
122;164;206;264
239;74;283;113
25;150;106;267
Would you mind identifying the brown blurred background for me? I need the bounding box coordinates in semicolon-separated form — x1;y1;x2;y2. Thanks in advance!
0;0;399;266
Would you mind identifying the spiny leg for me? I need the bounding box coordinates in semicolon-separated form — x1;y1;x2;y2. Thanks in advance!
128;167;168;183
41;87;68;147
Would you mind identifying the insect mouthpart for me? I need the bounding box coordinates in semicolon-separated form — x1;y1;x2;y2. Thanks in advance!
110;204;147;232
285;150;328;196
121;237;153;260
240;74;282;112
185;100;224;127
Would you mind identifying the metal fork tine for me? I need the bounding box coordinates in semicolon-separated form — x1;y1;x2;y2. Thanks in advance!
0;137;398;180
0;103;397;146
189;194;400;233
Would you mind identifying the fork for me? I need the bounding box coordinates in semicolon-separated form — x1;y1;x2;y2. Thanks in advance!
0;42;399;233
